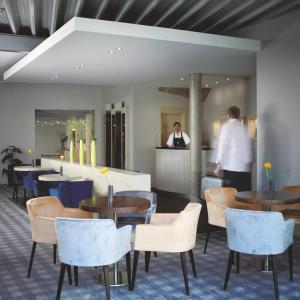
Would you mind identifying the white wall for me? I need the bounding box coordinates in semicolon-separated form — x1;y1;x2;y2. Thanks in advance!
0;82;103;183
231;10;300;190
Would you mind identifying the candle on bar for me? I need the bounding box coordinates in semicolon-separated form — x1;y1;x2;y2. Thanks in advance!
91;140;96;167
70;140;75;163
79;139;84;165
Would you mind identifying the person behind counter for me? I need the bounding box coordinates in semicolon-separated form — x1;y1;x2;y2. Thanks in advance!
166;122;190;148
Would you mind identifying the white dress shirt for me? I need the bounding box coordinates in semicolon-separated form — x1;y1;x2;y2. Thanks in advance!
166;132;190;147
216;119;252;172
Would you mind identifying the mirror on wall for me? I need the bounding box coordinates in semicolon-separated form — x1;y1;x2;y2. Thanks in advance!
35;110;95;163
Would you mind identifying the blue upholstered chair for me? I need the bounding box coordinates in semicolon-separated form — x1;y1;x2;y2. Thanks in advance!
224;208;295;299
114;191;157;224
49;181;93;208
23;170;55;199
54;218;132;300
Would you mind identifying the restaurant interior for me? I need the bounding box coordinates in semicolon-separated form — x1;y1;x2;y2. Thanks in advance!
1;1;300;299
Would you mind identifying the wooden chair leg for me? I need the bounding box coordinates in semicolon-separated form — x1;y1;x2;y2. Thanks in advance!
131;250;139;291
12;186;16;200
27;242;37;278
103;265;111;300
270;255;279;300
288;245;293;282
56;263;66;300
16;186;19;202
74;266;78;286
180;252;189;295
153;252;158;257
145;251;151;273
53;244;57;265
67;265;72;285
125;252;131;290
188;250;197;277
203;225;210;254
224;250;234;290
23;189;27;202
236;252;240;274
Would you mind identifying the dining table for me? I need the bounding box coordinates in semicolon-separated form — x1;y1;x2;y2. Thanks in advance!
13;166;52;172
80;196;150;287
235;190;300;272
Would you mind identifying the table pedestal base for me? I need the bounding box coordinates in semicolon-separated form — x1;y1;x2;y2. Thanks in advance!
247;256;286;273
96;271;128;287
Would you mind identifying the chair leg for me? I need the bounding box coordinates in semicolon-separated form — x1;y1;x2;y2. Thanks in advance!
103;265;111;300
125;252;131;290
154;252;158;257
67;265;72;285
74;266;78;286
224;250;234;290
180;252;189;295
203;225;210;254
53;244;57;265
236;252;240;274
27;242;37;278
56;263;67;300
188;250;197;277
270;255;279;300
12;185;16;200
131;250;139;291
23;189;27;202
145;251;151;273
16;186;19;202
288;245;293;282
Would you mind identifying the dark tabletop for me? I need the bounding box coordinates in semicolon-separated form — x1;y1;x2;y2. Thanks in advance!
235;191;300;205
80;196;150;214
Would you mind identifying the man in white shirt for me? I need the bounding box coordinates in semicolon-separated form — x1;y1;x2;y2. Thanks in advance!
166;122;190;148
215;106;252;191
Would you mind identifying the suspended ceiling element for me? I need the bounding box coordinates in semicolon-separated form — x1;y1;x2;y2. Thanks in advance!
3;17;260;85
0;0;299;37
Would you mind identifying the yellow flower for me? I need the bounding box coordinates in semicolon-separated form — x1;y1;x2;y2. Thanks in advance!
100;167;108;175
264;162;272;169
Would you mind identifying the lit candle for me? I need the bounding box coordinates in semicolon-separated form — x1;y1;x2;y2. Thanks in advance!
91;140;96;167
79;139;84;165
70;140;74;163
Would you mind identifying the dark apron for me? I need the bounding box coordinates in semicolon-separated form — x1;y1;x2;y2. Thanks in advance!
173;132;186;148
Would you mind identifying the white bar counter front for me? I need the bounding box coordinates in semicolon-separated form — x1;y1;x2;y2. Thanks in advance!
41;158;151;196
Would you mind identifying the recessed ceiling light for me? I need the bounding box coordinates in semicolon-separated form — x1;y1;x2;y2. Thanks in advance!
216;81;219;84
116;47;123;51
180;77;184;81
80;64;85;68
205;84;209;88
108;50;115;54
51;75;58;80
227;77;230;81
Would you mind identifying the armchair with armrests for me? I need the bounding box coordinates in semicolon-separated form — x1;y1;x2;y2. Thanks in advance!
203;187;260;254
131;203;201;295
26;196;91;279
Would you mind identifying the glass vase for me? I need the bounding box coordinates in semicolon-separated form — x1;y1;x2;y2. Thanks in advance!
108;185;113;208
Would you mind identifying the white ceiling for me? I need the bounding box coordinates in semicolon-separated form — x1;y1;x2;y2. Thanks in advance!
0;51;26;80
3;17;260;86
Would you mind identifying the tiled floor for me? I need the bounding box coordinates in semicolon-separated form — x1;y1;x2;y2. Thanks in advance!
0;185;300;299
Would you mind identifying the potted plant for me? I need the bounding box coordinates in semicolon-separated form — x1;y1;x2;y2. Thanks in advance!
1;146;23;186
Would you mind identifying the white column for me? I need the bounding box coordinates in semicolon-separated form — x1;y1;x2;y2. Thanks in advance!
189;73;202;202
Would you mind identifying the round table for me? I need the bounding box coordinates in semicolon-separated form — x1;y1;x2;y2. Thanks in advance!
235;191;300;272
13;166;52;172
80;196;150;287
38;174;82;181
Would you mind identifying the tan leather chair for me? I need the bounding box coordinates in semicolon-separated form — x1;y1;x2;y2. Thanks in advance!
271;186;300;212
131;203;201;295
204;187;260;254
26;196;91;278
276;186;300;223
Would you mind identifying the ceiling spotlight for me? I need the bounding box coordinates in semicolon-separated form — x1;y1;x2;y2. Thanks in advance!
180;77;184;81
205;84;209;88
80;64;85;68
227;77;230;81
116;47;123;51
108;50;115;54
51;75;58;80
216;81;219;84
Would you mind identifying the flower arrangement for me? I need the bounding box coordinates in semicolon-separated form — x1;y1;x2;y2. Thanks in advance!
100;167;113;207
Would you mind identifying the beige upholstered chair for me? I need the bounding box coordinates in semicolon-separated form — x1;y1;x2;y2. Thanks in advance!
204;187;260;254
131;203;201;295
26;196;91;278
276;186;300;223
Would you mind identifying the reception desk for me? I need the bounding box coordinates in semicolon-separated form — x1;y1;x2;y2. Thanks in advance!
41;158;151;196
155;147;217;194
